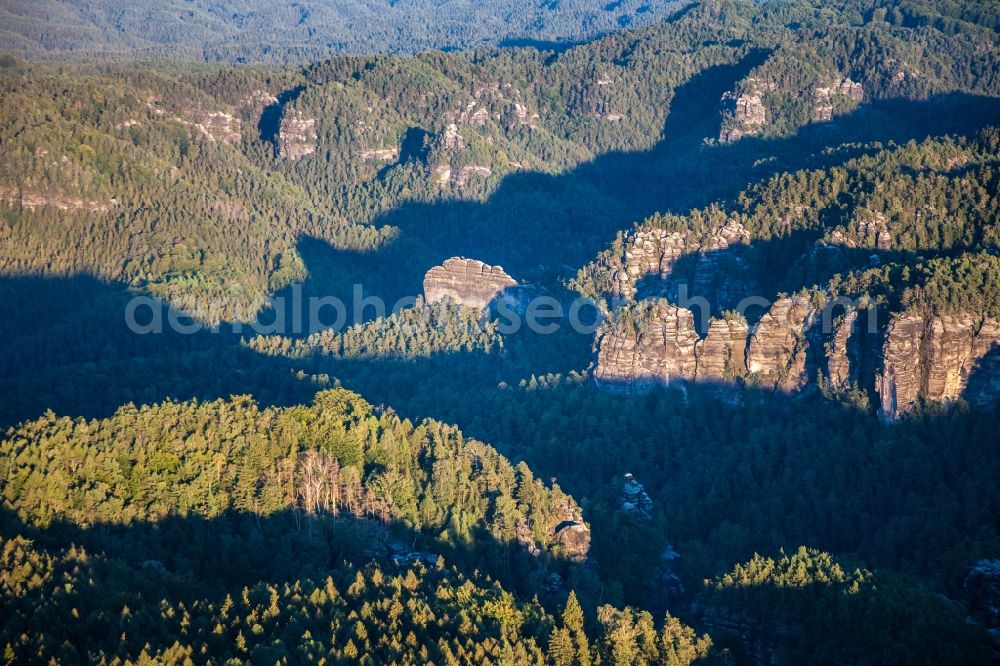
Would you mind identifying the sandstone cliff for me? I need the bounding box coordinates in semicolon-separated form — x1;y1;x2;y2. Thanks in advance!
177;108;242;144
719;90;766;143
0;187;114;213
876;312;1000;419
423;257;518;309
610;221;750;302
746;295;818;392
278;111;317;160
595;295;816;394
812;77;864;122
595;302;700;390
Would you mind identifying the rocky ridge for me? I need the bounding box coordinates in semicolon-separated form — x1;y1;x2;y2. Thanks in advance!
595;295;1000;418
812;77;864;122
876;312;1000;419
0;187;115;213
423;257;519;309
609;221;751;301
719;88;767;143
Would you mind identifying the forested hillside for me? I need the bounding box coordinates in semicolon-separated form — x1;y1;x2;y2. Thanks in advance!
2;0;1000;663
0;0;683;63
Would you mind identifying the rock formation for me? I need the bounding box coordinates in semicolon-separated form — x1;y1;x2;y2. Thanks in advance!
595;302;700;390
965;559;1000;656
361;147;399;162
554;521;591;563
812;77;864;122
278;111;317;160
826;308;859;388
441;123;464;149
610;221;750;301
178;108;241;144
719;90;766;143
876;312;1000;419
433;164;492;187
698;315;750;383
0;187;114;212
239;90;279;118
597;296;818;393
621;473;654;517
746;295;818;391
423;257;518;309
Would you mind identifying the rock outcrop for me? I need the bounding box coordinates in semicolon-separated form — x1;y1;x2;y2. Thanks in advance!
698;315;750;383
965;560;1000;625
278;111;317;160
621;473;654;517
746;295;818;391
239;90;279;117
826;308;859;388
433;164;492;187
423;257;518;309
361;147;399;162
0;187;114;213
596;296;817;392
178;108;241;144
876;312;1000;420
554;521;591;563
720;90;766;143
812;77;864;122
595;302;700;390
594;295;1000;415
610;221;750;301
441;123;464;149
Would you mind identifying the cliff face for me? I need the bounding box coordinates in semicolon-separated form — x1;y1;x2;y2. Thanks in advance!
0;187;114;212
698;316;750;383
876;312;1000;419
594;297;1000;417
423;257;518;309
611;221;750;302
746;295;818;392
278;111;317;160
812;77;864;122
595;302;700;390
178;108;242;144
719;90;766;143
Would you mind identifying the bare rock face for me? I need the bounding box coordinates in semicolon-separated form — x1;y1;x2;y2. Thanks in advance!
697;315;750;383
596;303;752;390
595;302;700;390
239;89;279;117
441;123;465;149
423;257;518;309
613;229;690;299
433;164;492;187
812;77;864;122
621;473;654;517
0;187;114;212
554;521;591;563
746;295;818;391
826;308;859;388
875;313;925;419
180;109;241;144
360;147;398;162
278;111;317;160
877;312;1000;419
720;91;766;143
611;222;750;301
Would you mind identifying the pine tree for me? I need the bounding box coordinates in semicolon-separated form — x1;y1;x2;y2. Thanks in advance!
562;591;591;666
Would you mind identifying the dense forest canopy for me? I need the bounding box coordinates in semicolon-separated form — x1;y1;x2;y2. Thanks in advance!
0;0;685;63
2;0;1000;663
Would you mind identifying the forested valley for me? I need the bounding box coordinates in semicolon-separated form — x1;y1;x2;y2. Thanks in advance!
2;0;1000;663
